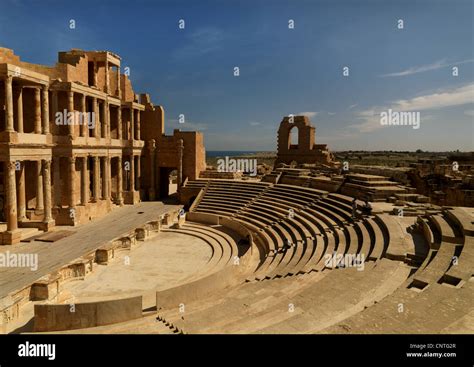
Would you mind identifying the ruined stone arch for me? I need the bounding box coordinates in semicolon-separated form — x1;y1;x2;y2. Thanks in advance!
288;124;299;149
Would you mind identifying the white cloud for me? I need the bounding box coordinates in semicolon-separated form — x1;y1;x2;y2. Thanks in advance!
349;104;358;109
327;112;336;115
297;111;318;118
350;83;474;133
249;121;261;126
380;58;474;77
464;110;474;117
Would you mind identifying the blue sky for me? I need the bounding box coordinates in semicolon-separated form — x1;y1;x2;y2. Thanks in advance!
0;0;472;151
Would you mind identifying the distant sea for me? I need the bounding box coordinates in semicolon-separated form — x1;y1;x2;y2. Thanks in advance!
206;151;260;158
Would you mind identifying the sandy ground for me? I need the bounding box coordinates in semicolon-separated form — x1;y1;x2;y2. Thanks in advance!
61;231;212;304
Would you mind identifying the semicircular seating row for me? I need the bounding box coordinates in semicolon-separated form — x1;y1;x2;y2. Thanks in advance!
323;206;474;334
61;181;472;334
188;179;392;281
153;181;473;333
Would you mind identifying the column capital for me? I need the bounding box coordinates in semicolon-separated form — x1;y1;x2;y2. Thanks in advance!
7;161;16;171
42;159;52;168
68;156;76;164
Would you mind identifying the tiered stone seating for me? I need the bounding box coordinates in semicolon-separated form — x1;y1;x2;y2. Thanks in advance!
440;208;474;286
162;222;239;282
189;181;392;281
193;180;270;216
323;208;474;333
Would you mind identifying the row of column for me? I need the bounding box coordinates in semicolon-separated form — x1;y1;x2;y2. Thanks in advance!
56;91;140;141
65;154;141;210
5;160;53;233
3;77;139;139
3;76;49;134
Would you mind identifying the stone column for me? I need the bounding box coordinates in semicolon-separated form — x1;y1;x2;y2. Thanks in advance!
117;156;123;205
68;157;76;209
42;159;54;226
177;139;184;191
80;94;86;137
93;61;98;87
136;155;141;190
117;106;122;140
102;157;109;199
136;110;141;140
51;91;58;135
41;85;49;134
116;66;121;98
129;155;135;191
106;103;110;139
5;161;18;231
34;87;42;134
53;157;61;207
101;101;107;138
4;76;14;132
81;157;88;205
92;156;100;201
149;140;156;200
105;60;109;94
36;160;44;210
130;108;134;140
92;97;99;138
17;161;26;221
14;86;23;133
68;91;74;137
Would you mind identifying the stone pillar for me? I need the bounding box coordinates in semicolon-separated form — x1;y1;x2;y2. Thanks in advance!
42;159;54;228
102;157;109;199
101;101;107;138
80;94;86;137
117;156;123;205
41;85;49;134
68;91;74;137
136;155;141;190
93;60;98;87
17;161;26;221
14;86;23;133
34;87;42;134
53;157;61;207
177;139;184;192
51;91;58;135
116;66;121;99
129;155;135;191
136;111;141;140
130;108;134;140
105;60;109;94
36;160;44;210
4;76;14;132
106;103;110;139
81;157;88;205
93;156;100;201
68;157;76;209
149;140;156;200
5;161;18;231
117;106;122;140
92;97;99;138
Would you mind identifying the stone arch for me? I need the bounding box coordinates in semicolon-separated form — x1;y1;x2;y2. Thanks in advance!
288;124;299;149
